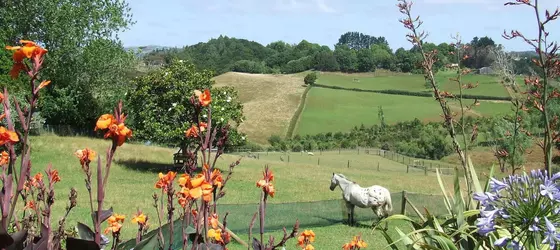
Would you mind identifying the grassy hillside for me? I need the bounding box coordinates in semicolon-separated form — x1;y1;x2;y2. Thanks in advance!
295;87;512;135
213;72;307;144
27;134;457;244
316;70;512;98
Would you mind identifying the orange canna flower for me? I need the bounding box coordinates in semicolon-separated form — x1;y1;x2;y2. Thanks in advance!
37;80;51;91
95;114;115;131
208;228;223;243
104;214;125;234
256;166;275;198
155;171;176;191
304;245;315;250
24;201;36;210
0;151;9;165
5;40;48;79
342;235;367;249
194;89;212;106
47;169;61;184
131;211;147;225
177;173;214;202
199;122;208;132
210;169;224;188
75;148;96;166
94;114;132;146
185;124;199;138
297;230;316;249
209;213;219;229
0;126;19;146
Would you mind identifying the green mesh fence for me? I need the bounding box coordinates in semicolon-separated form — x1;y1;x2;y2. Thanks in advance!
215;191;448;234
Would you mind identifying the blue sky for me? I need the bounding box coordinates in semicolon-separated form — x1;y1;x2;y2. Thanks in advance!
119;0;560;52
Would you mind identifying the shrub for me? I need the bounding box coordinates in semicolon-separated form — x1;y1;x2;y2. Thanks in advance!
304;72;318;85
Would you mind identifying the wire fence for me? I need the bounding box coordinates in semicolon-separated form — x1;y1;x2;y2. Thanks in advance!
216;191;448;234
229;147;460;176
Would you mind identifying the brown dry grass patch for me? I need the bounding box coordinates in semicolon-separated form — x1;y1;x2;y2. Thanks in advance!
213;72;306;145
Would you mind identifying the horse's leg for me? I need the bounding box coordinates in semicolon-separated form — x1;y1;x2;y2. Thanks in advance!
350;205;355;226
345;202;353;226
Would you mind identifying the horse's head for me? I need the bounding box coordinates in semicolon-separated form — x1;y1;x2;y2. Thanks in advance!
329;173;338;191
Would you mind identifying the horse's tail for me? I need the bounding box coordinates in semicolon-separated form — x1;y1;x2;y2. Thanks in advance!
383;191;393;215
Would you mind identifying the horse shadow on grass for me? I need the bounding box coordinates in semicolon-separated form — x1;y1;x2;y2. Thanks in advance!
116;159;173;173
116;159;206;174
311;215;378;229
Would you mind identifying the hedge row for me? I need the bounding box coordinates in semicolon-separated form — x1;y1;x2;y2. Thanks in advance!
313;84;512;101
285;85;313;139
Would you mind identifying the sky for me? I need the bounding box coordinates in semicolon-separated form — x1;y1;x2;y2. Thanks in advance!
119;0;560;52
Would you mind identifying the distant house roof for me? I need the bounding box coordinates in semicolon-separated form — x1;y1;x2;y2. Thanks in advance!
477;67;494;75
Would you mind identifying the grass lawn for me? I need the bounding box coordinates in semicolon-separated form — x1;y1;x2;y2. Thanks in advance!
295;87;513;135
213;72;307;145
316;71;511;98
22;134;458;247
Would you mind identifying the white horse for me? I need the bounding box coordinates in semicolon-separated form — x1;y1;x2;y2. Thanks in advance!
329;173;392;226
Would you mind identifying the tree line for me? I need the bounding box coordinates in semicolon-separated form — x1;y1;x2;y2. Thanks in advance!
143;32;541;76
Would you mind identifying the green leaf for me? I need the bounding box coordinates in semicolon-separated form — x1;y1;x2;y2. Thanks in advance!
377;229;399;250
65;237;100;250
6;230;27;250
76;222;95;241
431;235;458;250
91;207;113;225
395;227;416;247
467;156;483;194
453;170;465;230
130;234;160;250
436;169;453;215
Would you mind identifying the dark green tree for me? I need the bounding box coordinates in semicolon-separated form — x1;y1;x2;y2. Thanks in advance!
1;0;135;129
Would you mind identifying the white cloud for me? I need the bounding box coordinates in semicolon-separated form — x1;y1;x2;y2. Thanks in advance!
273;0;337;13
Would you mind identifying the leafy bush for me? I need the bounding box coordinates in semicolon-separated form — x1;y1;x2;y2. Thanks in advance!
304;72;318;85
126;59;245;149
231;60;269;74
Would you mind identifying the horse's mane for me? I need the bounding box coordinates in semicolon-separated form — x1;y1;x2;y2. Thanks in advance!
336;173;350;181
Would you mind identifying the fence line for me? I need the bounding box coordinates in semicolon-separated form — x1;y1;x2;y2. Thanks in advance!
210;190;448;234
229;147;460;176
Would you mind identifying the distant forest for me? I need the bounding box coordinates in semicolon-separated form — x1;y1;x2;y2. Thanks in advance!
140;31;541;76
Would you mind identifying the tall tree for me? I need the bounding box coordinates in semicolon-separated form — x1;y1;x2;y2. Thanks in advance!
336;32;390;50
1;0;135;128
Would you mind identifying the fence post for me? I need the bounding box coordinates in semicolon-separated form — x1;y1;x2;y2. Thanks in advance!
257;153;259;160
347;160;350;168
358;148;360;155
424;166;427;176
401;191;407;215
406;165;409;173
288;155;290;164
377;162;380;171
318;158;320;165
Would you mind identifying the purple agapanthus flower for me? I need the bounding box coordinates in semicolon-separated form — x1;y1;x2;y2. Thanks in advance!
489;178;509;192
540;179;560;201
542;217;560;249
474;170;560;248
494;237;509;247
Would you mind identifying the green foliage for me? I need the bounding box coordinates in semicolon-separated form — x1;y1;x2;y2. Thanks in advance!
486;115;532;173
231;60;269;74
356;48;376;72
126;60;245;148
304;72;318;85
276;118;456;160
375;160;492;250
1;0;135;129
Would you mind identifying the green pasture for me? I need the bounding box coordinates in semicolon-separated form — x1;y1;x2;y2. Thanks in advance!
295;87;513;135
23;134;461;248
316;71;511;98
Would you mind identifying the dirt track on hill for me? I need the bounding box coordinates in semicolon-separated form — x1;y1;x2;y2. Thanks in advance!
213;72;306;144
